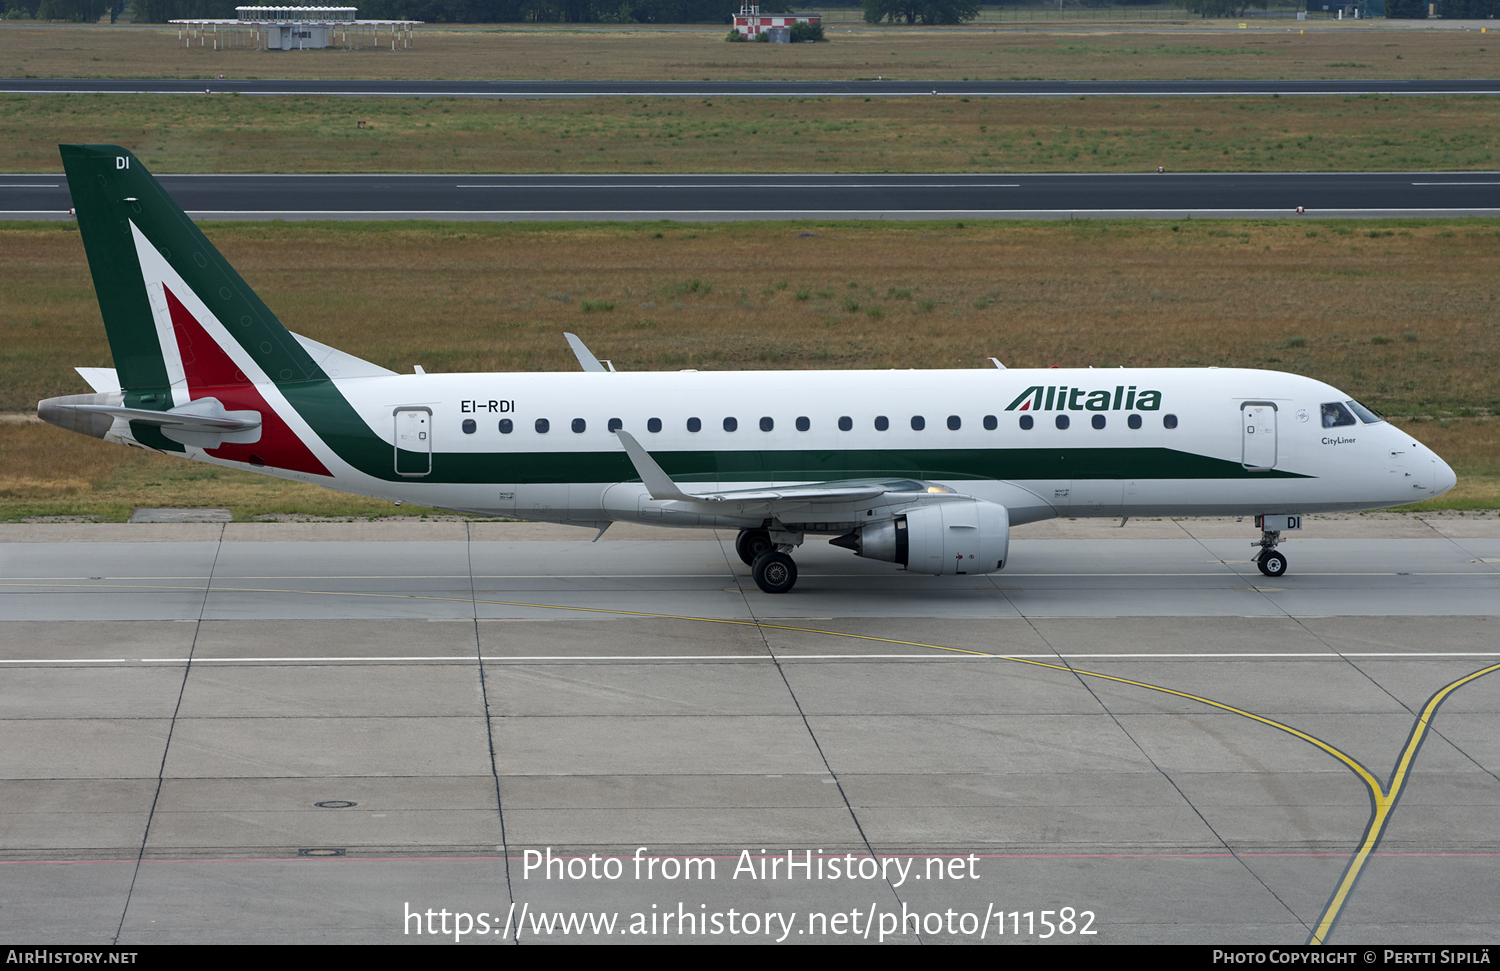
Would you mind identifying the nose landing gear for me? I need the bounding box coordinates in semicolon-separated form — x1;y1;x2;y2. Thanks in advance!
1254;529;1287;578
1256;547;1288;578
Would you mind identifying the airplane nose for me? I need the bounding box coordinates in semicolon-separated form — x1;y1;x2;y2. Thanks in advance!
1434;454;1458;498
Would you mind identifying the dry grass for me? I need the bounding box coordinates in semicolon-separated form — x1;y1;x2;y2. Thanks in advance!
3;218;1496;516
1392;417;1500;510
0;420;427;518
3;23;1497;82
5;92;1497;173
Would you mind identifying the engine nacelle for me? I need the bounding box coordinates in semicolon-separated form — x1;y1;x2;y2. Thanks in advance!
832;500;1009;576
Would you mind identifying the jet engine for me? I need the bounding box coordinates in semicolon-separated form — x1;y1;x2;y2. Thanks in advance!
830;499;1009;576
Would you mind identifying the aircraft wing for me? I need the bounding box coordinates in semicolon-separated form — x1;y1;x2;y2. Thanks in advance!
615;430;947;508
692;483;897;504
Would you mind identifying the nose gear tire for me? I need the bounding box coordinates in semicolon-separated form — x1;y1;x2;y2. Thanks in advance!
1257;550;1288;578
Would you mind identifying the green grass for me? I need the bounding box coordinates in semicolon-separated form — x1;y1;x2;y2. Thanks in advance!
5;94;1500;175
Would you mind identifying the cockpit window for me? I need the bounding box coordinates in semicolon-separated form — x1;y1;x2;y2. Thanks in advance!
1321;402;1356;428
1345;399;1384;424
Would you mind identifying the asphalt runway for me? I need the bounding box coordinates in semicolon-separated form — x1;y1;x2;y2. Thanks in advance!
5;78;1500;98
1;515;1496;944
6;171;1499;220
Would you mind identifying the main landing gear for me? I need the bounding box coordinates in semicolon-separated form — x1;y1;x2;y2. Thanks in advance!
736;527;802;593
1254;529;1287;578
734;527;774;566
751;551;798;594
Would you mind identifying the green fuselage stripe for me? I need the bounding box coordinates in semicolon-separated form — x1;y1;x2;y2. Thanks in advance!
278;378;1310;485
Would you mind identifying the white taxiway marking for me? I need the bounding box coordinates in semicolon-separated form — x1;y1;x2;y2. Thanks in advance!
4;652;1499;664
456;182;1023;189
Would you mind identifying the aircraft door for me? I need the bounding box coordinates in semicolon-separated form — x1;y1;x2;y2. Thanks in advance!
394;407;432;477
1241;402;1277;471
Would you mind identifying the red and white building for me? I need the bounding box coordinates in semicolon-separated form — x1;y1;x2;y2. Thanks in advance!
731;2;820;38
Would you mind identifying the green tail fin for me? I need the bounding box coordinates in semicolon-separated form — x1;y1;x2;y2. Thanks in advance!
60;144;326;404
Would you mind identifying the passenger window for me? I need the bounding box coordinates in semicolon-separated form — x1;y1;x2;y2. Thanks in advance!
462;419;476;435
647;417;662;433
1019;415;1034;430
795;416;810;432
911;416;925;431
499;419;513;434
1055;415;1070;430
947;415;961;431
838;416;853;432
687;417;701;432
983;415;997;431
723;417;737;432
874;416;889;431
1127;414;1142;430
1091;414;1106;430
572;418;586;433
1164;414;1178;429
535;418;550;434
607;418;622;433
761;417;775;432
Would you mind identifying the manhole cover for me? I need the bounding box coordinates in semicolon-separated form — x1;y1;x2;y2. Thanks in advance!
314;800;357;809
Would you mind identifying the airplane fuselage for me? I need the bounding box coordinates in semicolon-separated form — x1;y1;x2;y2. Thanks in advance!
83;364;1451;532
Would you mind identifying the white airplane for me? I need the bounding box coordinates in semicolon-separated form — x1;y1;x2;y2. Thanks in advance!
39;145;1456;593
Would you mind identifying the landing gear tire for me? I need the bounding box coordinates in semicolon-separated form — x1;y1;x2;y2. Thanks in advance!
735;528;774;566
751;551;798;594
1257;549;1288;578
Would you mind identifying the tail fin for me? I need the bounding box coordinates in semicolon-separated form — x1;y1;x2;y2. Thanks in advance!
61;144;326;405
59;145;331;475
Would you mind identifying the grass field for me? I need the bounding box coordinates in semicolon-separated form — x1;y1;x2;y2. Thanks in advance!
2;218;1496;518
5;92;1498;173
4;23;1498;82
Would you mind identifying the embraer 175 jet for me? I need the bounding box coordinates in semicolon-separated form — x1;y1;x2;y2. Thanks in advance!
39;145;1456;593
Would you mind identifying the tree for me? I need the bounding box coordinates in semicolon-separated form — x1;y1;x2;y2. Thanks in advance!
862;0;978;25
1172;0;1267;15
1438;0;1498;15
788;19;823;40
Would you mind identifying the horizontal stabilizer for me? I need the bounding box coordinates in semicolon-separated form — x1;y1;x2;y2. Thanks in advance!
74;367;121;394
72;396;262;449
73;397;261;432
291;332;396;379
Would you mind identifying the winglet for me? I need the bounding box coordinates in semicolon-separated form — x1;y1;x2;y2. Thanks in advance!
615;430;693;501
564;333;607;372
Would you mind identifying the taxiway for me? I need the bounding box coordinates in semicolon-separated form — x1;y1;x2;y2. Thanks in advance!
1;515;1496;944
